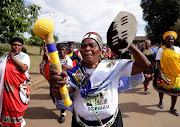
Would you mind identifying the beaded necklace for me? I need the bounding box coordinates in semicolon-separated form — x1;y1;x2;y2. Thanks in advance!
89;94;103;125
165;45;174;50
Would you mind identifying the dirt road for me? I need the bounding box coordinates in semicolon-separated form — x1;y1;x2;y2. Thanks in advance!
24;80;180;127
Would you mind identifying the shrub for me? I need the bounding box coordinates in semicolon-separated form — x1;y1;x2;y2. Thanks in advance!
0;45;11;56
22;47;27;53
0;45;27;57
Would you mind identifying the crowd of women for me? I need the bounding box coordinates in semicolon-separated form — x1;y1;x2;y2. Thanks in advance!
134;31;180;117
0;30;180;127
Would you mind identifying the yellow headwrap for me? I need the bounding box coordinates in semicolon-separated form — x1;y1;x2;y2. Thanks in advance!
163;31;178;40
145;39;151;44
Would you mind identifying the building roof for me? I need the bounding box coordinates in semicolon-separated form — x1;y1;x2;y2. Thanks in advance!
134;36;148;42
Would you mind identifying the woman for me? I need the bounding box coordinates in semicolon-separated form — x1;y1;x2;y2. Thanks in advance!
0;37;30;127
49;32;150;127
142;39;156;94
40;43;51;81
56;44;73;123
154;31;180;116
58;44;73;71
67;43;81;67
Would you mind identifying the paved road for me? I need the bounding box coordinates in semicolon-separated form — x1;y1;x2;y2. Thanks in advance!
24;80;180;127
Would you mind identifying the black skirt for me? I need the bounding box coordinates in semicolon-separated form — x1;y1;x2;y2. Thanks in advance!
143;54;156;82
71;109;123;127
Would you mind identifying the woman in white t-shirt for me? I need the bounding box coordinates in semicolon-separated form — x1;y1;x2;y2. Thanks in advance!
0;37;30;127
58;44;73;71
49;32;150;127
154;31;180;116
56;44;73;123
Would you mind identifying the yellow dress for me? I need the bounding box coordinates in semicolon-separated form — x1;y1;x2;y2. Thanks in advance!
154;45;180;96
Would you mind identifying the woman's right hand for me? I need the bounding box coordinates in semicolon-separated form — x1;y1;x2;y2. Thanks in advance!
49;67;68;91
10;51;15;59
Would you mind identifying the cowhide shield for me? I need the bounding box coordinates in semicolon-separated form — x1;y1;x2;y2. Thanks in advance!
107;11;138;55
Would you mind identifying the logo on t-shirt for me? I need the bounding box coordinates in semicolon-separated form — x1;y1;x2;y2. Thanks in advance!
82;91;110;112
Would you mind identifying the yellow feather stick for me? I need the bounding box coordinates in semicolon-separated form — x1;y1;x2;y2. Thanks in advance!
33;19;72;107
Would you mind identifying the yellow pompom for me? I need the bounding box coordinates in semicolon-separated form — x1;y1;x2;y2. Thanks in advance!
33;19;54;37
163;31;178;40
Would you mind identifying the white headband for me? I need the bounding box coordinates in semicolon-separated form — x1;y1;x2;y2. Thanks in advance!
82;33;102;51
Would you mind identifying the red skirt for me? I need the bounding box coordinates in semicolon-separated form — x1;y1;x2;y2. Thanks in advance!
0;59;30;127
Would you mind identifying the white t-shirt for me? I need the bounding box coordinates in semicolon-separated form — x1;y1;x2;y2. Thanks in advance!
60;55;73;67
73;61;133;121
156;46;180;60
14;52;30;78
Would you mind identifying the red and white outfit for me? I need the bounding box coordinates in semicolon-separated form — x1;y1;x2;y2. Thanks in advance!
40;52;51;81
0;52;30;127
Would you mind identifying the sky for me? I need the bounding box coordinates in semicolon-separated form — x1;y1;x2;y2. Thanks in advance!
24;0;147;43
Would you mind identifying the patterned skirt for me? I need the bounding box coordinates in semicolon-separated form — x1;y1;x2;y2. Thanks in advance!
153;71;180;96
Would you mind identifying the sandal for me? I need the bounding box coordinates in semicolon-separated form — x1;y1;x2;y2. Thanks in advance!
59;114;65;123
158;103;164;109
170;109;179;116
21;118;26;127
144;90;148;94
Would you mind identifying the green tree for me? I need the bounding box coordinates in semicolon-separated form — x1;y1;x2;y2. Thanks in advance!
0;0;41;43
54;34;59;43
28;29;44;46
140;0;180;44
172;19;180;45
28;28;44;55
